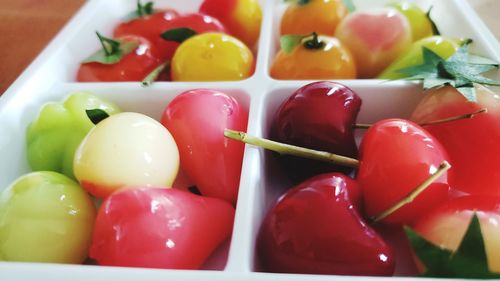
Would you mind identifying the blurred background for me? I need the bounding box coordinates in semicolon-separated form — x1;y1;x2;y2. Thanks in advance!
0;0;498;95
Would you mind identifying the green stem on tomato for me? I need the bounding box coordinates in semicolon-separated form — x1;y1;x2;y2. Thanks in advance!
303;32;325;50
371;161;451;223
142;62;170;87
96;32;120;56
224;129;360;168
136;0;154;17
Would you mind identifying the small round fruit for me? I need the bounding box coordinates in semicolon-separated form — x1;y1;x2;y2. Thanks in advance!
90;188;235;269
74;112;179;198
410;85;500;196
357;119;451;225
171;32;254;81
389;1;433;41
76;36;162;82
335;8;412;78
200;0;262;48
271;35;356;80
162;89;248;204
280;0;348;36
0;171;96;263
113;9;179;60
413;196;500;272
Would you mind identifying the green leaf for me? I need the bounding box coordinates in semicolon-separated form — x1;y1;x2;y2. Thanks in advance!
406;214;500;278
123;0;155;21
396;42;500;101
280;34;306;53
457;87;477;102
161;27;197;43
81;32;140;65
342;0;356;12
86;109;110;125
188;186;202;196
404;226;453;276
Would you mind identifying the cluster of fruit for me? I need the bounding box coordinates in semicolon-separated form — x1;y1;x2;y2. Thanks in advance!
220;77;500;277
76;0;262;82
271;0;461;80
0;89;248;269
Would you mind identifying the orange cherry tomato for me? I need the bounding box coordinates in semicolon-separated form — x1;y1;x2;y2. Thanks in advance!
280;0;348;36
270;35;356;80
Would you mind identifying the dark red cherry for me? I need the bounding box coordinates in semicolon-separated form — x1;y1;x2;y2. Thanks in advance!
271;81;361;182
257;173;395;276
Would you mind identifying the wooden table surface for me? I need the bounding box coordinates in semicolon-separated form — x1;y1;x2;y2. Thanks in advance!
0;0;498;95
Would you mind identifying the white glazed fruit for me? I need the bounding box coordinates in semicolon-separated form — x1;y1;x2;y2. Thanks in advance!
74;112;180;198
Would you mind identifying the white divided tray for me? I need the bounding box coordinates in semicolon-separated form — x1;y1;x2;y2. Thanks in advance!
0;0;499;280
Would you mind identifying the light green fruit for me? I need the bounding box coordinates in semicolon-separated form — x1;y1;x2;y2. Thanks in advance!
389;1;433;41
27;92;120;180
378;36;460;79
0;171;96;263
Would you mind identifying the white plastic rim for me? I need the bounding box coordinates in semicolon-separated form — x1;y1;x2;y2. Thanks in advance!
0;0;499;280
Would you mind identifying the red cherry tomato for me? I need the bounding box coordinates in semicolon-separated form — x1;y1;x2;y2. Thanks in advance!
161;89;248;205
76;36;162;82
90;188;235;269
113;9;179;60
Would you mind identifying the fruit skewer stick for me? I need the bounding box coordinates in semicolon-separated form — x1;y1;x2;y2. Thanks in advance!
354;108;487;129
224;129;450;223
224;129;359;168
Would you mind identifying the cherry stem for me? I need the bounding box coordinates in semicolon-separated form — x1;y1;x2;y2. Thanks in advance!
141;62;170;87
224;129;360;168
353;108;487;129
371;161;451;224
419;108;487;126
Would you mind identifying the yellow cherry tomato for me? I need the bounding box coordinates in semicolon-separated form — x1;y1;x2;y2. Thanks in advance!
171;32;254;81
200;0;262;49
280;0;348;36
270;35;356;80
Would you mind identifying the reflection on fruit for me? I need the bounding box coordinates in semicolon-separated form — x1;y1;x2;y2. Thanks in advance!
389;1;433;41
270;34;356;80
413;195;500;272
199;0;262;48
257;173;395;276
162;89;248;204
280;0;348;36
335;8;412;78
272;81;361;182
378;36;460;79
113;7;179;60
357;119;451;225
77;35;162;82
90;188;235;269
171;32;254;81
157;13;229;65
0;171;96;263
410;85;500;196
27;92;120;179
74;112;179;198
